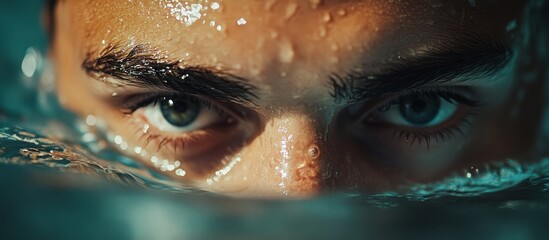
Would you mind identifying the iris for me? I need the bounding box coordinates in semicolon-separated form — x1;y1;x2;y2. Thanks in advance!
159;97;201;127
399;96;441;125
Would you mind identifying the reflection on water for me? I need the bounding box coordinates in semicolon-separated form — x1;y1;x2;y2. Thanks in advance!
1;0;548;239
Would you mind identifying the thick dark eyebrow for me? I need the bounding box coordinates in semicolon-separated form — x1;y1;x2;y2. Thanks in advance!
83;45;258;106
330;34;513;104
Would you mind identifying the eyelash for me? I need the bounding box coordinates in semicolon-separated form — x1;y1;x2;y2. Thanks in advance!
391;115;476;147
369;87;483;147
119;93;216;115
119;93;232;153
376;87;483;111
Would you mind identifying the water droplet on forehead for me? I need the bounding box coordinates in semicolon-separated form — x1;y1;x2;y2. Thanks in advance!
322;12;331;22
264;0;277;10
318;25;327;38
278;40;295;63
269;29;279;39
285;2;298;19
236;17;247;26
309;0;322;9
161;0;206;27
210;2;220;10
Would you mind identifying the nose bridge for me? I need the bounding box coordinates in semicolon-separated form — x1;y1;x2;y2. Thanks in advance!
267;113;323;196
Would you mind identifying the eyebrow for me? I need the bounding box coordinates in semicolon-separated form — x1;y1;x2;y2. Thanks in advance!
84;35;512;107
330;34;513;104
83;45;258;106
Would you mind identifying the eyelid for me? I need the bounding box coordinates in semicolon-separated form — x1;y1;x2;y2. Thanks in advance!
349;86;484;122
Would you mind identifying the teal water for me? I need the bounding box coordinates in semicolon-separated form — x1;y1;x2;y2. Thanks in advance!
1;1;549;239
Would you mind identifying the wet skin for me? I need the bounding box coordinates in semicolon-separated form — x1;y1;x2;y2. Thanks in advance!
51;0;542;197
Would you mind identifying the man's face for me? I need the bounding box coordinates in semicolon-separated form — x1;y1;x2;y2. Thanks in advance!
52;0;539;197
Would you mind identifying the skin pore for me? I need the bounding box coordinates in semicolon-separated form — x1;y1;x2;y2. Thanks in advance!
50;0;542;197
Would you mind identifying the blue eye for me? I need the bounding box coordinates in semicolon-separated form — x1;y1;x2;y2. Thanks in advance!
142;96;224;133
374;94;458;127
159;97;200;127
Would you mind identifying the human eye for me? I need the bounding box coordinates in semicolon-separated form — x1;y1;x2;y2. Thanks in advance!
365;87;481;137
128;94;231;133
343;86;484;181
111;92;252;179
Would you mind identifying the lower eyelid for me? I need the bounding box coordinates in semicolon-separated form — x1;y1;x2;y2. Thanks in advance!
359;105;477;146
122;113;244;174
395;110;476;146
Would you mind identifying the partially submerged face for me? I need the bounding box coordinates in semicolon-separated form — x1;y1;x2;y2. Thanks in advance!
51;0;541;197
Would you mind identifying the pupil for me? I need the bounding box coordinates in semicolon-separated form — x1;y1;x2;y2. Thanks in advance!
399;96;440;125
159;97;200;127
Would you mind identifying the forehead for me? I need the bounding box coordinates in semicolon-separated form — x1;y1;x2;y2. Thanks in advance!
64;0;524;83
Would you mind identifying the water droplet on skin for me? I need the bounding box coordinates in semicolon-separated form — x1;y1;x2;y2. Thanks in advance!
309;0;322;9
216;25;224;32
111;92;118;97
205;156;242;183
120;142;128;150
264;0;277;10
162;1;206;27
308;145;320;158
322;12;331;22
279;41;295;63
337;9;346;16
318;25;327;37
269;29;279;39
101;39;106;45
175;168;186;176
250;65;261;76
142;124;150;134
210;2;220;10
114;135;123;145
85;115;97;126
151;156;159;165
285;2;299;19
236;17;247;25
